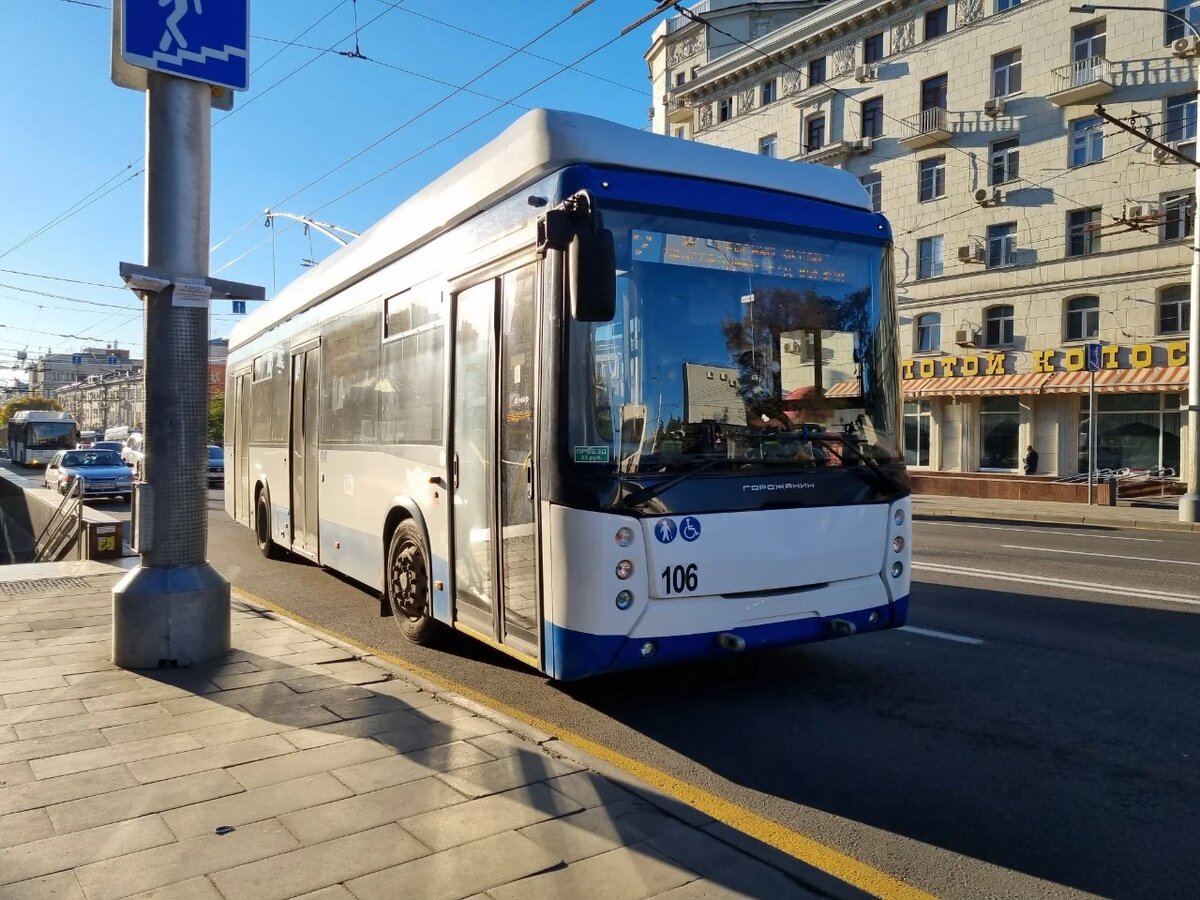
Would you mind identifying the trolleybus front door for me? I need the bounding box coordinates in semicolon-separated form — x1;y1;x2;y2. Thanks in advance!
450;266;541;663
289;345;321;559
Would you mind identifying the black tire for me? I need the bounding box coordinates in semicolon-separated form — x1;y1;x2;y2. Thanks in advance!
386;520;443;645
255;493;283;560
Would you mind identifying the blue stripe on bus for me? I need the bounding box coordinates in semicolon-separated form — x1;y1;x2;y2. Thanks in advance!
544;595;909;681
559;165;892;243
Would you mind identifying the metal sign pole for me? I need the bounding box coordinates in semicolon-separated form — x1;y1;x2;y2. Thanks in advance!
1088;367;1096;506
111;72;230;667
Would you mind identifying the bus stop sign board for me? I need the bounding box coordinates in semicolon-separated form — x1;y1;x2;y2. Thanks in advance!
122;0;249;92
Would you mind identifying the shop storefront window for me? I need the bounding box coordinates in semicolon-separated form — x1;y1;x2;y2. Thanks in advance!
1078;394;1182;475
905;400;932;467
980;396;1019;469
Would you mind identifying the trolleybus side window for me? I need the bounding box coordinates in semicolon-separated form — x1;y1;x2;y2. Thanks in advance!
381;287;444;444
323;304;381;444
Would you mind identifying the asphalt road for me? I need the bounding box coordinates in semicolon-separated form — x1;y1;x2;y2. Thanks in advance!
196;497;1198;898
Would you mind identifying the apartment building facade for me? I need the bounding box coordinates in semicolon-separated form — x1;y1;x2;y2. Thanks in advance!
647;0;1194;481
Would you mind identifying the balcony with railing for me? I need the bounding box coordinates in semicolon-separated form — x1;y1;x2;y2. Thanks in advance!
665;94;694;124
1048;56;1113;106
900;107;953;150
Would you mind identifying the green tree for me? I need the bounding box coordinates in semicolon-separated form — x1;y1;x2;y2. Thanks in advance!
0;396;63;428
208;394;225;445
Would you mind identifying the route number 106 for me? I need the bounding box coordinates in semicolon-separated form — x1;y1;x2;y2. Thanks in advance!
660;564;699;595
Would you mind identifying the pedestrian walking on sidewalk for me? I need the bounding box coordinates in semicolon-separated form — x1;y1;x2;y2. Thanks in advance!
1023;445;1039;475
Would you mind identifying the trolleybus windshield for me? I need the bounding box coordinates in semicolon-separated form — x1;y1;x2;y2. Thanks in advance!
568;206;901;478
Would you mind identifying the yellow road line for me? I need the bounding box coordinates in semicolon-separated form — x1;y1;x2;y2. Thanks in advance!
233;586;934;900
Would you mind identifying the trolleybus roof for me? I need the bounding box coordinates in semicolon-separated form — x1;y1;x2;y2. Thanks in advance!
230;108;873;351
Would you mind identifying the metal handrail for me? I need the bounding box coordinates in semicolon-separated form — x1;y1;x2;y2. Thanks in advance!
903;106;948;136
33;478;84;562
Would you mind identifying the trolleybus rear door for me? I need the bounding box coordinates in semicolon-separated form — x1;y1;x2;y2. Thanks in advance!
450;265;541;663
234;372;251;523
289;344;321;559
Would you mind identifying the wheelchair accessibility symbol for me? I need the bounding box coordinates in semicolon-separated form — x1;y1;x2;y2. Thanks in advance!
654;518;677;544
679;516;702;542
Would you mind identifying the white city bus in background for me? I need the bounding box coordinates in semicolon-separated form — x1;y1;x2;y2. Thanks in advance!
225;109;911;680
7;410;79;467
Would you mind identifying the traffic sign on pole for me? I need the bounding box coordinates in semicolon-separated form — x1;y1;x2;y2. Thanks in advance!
72;355;83;366
1086;342;1103;372
121;0;250;92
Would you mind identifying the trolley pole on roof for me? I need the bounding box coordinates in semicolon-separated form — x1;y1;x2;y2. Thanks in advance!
110;0;261;667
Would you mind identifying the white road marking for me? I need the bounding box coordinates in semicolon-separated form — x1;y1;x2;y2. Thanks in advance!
917;522;1162;543
915;561;1200;607
898;625;984;645
1000;545;1200;567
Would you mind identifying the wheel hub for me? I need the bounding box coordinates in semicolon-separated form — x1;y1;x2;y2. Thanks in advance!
391;542;427;621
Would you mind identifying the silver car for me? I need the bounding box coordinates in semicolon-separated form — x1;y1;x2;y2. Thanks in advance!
43;449;134;501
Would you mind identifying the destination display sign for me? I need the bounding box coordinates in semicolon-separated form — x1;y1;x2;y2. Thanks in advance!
632;230;851;283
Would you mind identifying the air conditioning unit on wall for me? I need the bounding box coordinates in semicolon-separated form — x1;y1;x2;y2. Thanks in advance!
983;98;1005;117
854;64;877;83
1173;36;1200;58
849;136;874;153
957;245;985;264
955;327;979;347
974;187;1002;206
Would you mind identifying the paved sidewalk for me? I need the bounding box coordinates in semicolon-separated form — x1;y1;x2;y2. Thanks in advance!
913;493;1200;533
0;561;860;900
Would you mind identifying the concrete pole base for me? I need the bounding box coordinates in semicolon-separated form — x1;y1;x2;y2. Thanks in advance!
1180;492;1200;524
112;563;231;668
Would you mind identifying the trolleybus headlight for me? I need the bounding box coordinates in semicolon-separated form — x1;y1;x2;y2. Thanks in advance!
614;527;634;548
615;560;634;580
892;536;905;553
615;590;633;610
893;508;905;526
891;561;904;578
640;641;656;658
868;610;881;624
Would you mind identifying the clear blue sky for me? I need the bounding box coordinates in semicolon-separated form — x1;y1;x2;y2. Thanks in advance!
0;0;667;384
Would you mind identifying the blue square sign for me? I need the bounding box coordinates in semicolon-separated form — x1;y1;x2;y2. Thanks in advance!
1086;342;1103;372
123;1;250;92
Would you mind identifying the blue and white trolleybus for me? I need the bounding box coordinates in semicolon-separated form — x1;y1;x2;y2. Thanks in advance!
225;110;911;680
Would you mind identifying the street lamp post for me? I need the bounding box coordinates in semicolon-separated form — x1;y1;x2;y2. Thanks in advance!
1070;5;1200;520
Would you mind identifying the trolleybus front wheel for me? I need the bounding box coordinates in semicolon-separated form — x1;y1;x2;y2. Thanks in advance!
386;521;443;645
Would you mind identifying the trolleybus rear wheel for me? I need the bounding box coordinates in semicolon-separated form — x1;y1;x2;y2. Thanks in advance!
255;493;283;560
387;521;442;645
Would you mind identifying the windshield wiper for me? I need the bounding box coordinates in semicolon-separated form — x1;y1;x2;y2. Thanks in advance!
618;456;725;509
802;429;907;495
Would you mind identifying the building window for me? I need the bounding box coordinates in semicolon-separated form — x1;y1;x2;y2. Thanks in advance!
905;401;933;467
980;396;1021;470
987;224;1017;269
915;312;941;351
861;97;884;138
759;134;778;157
992;49;1022;97
924;6;948;40
674;71;686;88
1161;192;1194;241
984;304;1015;345
863;32;884;64
1064;295;1100;341
1165;93;1197;157
997;0;1021;11
1078;393;1181;475
1167;0;1200;44
861;172;882;212
1159;285;1191;334
921;74;948;112
804;117;825;152
918;156;946;202
1069;116;1104;166
761;78;777;105
1067;208;1102;257
990;138;1020;185
917;237;944;280
808;57;826;86
1072;20;1106;62
673;127;686;139
718;97;732;122
690;66;699;79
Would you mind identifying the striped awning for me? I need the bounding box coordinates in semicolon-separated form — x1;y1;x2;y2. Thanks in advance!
903;372;1053;397
1041;366;1190;394
824;380;863;398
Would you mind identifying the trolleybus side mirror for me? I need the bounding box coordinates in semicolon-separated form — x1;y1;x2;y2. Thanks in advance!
568;227;616;323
